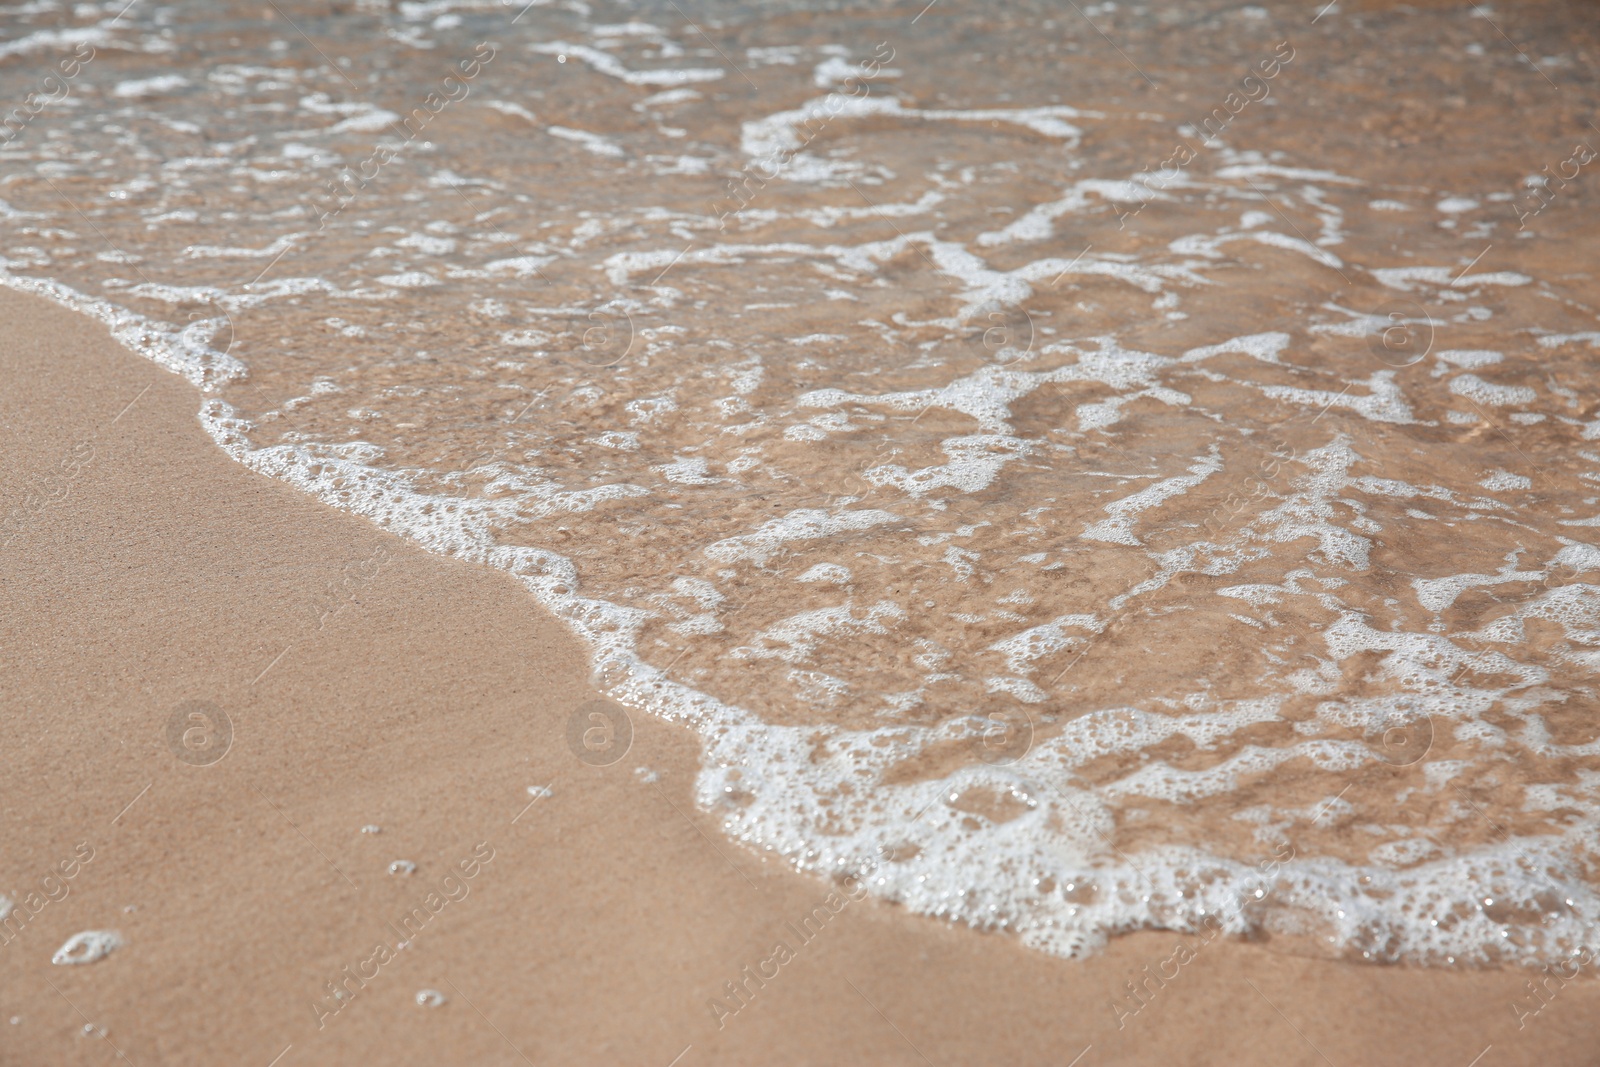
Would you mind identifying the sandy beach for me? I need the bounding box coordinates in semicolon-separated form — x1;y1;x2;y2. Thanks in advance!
4;288;1597;1066
3;0;1600;1060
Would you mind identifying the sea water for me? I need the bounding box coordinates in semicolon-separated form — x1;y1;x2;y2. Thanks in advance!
2;0;1598;966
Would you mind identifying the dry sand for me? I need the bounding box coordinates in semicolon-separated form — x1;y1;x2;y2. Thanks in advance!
1;285;1596;1065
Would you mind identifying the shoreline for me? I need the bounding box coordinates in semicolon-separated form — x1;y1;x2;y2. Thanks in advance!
2;285;1597;1064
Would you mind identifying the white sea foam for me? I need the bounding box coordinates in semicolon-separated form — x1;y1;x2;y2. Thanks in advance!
1082;449;1222;545
1450;374;1537;406
547;125;625;157
741;96;1093;183
0;267;243;387
1372;266;1532;291
0;26;110;60
113;75;190;98
529;42;725;86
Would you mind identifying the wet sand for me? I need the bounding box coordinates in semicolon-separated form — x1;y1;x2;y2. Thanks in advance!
3;290;1598;1065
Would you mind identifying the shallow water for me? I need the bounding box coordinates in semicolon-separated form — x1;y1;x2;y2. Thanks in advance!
3;0;1599;965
